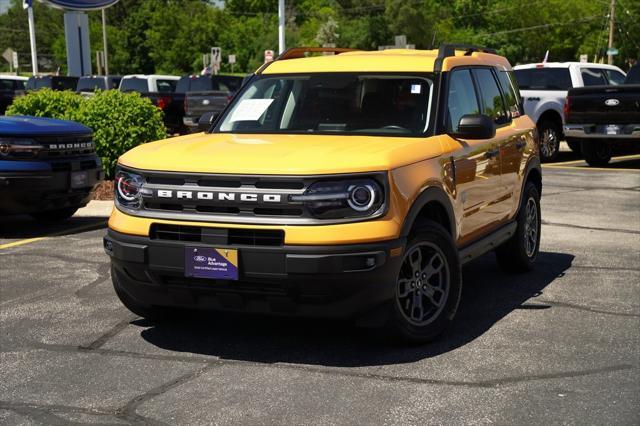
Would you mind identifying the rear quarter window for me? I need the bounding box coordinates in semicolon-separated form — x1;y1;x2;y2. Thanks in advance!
156;79;177;93
581;68;608;86
120;78;149;93
514;68;572;90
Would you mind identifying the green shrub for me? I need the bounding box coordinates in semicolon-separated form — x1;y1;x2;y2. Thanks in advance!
6;89;167;179
76;90;167;178
5;88;84;120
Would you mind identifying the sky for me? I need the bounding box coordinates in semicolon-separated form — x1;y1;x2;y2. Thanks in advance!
0;0;10;15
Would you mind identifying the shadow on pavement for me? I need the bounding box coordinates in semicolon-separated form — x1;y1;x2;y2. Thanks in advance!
0;215;107;240
138;251;574;367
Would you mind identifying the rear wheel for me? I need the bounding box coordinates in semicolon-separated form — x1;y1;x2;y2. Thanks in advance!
538;120;561;162
582;140;612;167
30;207;78;222
495;182;541;272
387;222;462;343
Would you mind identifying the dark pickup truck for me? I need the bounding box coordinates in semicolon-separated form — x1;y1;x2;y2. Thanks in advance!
0;115;103;220
182;75;243;132
564;64;640;166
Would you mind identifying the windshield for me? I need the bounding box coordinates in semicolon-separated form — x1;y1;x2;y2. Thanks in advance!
215;73;434;136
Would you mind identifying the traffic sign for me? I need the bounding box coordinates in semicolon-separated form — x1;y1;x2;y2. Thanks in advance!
228;54;236;64
2;48;14;64
12;52;18;69
211;47;221;65
579;54;588;63
606;48;619;56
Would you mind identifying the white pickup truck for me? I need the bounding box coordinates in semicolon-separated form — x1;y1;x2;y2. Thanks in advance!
513;62;626;161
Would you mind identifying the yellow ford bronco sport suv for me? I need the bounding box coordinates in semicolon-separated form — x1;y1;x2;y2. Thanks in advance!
104;44;541;342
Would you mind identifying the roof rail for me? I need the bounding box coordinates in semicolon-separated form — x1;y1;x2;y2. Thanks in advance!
434;43;497;72
256;47;360;73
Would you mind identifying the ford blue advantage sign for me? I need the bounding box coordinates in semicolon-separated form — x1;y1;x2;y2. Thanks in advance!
42;0;119;10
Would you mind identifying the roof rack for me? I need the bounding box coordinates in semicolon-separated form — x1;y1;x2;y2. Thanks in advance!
434;43;497;72
256;47;360;73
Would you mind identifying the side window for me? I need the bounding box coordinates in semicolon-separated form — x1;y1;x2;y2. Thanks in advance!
446;69;480;133
473;68;508;125
581;68;608;86
604;69;626;85
496;70;522;118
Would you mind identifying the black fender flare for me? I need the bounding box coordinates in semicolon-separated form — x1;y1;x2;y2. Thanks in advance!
400;186;456;238
519;157;542;209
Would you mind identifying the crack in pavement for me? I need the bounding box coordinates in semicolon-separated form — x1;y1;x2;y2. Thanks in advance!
0;401;118;425
79;316;136;350
537;299;640;318
21;341;638;390
75;263;111;300
541;220;640;235
116;363;216;425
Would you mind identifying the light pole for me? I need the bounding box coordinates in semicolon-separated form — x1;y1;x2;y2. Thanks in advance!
102;9;109;75
278;0;285;54
25;0;38;75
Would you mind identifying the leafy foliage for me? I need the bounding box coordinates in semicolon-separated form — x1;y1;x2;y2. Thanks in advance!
75;90;167;178
6;89;166;179
5;89;83;120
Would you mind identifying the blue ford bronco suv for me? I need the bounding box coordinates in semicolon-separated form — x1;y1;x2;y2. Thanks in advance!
0;116;103;220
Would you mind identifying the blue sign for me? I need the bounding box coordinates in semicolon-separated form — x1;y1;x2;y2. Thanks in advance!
43;0;120;11
185;247;239;281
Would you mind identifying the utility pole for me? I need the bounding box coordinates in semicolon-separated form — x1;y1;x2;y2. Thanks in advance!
608;0;616;65
25;0;38;75
278;0;285;54
102;9;109;75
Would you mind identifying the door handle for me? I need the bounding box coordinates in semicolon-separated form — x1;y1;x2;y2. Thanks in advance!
485;148;499;159
515;139;527;150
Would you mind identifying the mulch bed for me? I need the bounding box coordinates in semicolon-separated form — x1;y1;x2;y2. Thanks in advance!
92;180;114;200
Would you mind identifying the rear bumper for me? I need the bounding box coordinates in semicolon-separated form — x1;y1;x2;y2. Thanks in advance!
564;124;640;139
0;157;103;215
104;229;405;318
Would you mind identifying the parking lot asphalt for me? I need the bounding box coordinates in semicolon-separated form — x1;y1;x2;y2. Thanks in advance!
1;153;639;425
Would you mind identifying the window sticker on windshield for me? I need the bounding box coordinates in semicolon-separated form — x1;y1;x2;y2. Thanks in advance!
411;84;422;94
229;99;274;122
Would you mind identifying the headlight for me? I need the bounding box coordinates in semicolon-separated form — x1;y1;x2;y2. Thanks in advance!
290;178;385;219
0;138;43;159
115;169;145;209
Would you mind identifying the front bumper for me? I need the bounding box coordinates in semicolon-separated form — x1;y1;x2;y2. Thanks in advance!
105;229;405;318
0;157;103;215
564;124;640;140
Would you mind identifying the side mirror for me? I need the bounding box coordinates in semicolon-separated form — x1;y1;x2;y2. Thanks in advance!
198;111;219;132
451;114;496;140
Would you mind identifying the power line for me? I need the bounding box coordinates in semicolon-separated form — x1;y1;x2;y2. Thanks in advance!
473;15;604;38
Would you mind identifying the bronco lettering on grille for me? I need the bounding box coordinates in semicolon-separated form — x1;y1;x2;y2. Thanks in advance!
155;190;282;203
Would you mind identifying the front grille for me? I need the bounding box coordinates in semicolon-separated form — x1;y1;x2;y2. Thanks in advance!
34;135;95;159
150;223;285;246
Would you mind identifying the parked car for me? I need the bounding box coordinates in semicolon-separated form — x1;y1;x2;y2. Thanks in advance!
513;62;626;161
0;115;103;220
26;75;79;92
76;75;122;95
563;63;640;166
182;75;243;132
0;75;27;115
104;45;541;343
119;74;181;133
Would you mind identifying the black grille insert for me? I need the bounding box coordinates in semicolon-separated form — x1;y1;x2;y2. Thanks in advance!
150;224;284;246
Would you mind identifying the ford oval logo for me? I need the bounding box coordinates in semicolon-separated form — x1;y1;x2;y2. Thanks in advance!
604;99;620;107
202;99;210;105
194;255;207;262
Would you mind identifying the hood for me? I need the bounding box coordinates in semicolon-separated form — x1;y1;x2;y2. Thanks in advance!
0;116;92;137
118;132;446;175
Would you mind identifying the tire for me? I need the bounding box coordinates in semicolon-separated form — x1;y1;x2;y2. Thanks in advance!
566;140;581;153
111;266;173;322
30;207;78;222
386;222;462;343
495;182;541;272
538;120;561;162
582;140;612;167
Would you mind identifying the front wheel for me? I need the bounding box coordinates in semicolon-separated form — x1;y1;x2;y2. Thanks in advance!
495;182;541;272
538;120;561;162
582;140;612;167
386;222;462;343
